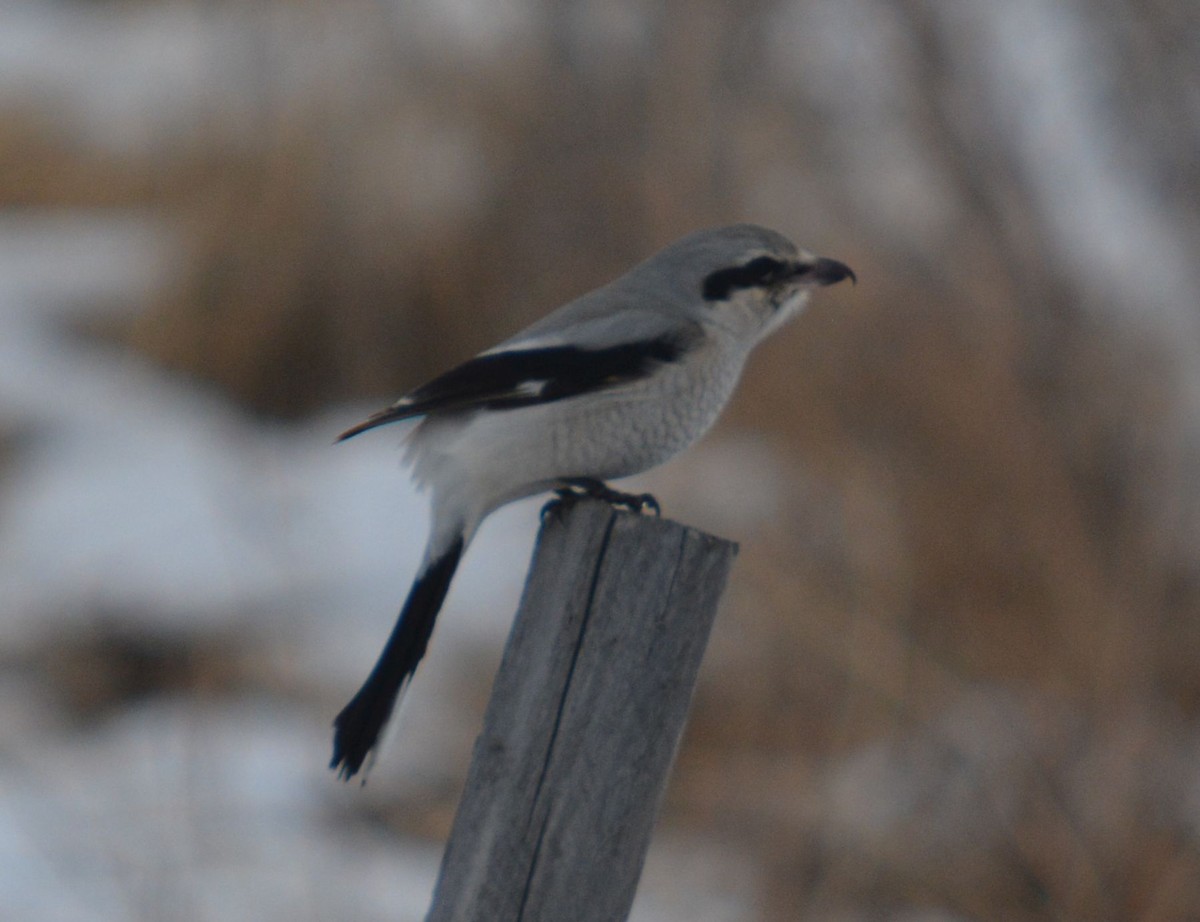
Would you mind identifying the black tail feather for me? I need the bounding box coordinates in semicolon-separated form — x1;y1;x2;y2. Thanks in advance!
331;536;465;781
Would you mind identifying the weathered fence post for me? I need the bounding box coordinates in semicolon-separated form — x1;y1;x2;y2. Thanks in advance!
425;497;738;922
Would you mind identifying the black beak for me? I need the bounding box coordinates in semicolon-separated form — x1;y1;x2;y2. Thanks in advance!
810;257;856;286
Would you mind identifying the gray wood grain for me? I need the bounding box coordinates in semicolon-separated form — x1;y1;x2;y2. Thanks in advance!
425;498;738;922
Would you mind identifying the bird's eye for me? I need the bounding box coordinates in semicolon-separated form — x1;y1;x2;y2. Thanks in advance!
702;256;789;301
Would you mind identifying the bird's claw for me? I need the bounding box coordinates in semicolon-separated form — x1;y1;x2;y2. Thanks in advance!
544;478;662;518
540;490;576;521
632;492;661;516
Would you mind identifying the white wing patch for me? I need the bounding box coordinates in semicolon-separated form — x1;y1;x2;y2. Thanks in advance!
514;378;549;398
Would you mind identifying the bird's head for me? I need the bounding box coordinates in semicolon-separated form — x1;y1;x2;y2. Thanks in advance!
646;224;855;343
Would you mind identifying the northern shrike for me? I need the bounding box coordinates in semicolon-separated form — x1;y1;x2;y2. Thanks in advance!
331;223;854;780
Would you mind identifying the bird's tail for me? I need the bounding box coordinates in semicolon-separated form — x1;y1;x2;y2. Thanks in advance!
331;533;465;781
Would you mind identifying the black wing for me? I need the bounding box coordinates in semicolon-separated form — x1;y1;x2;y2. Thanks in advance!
337;330;697;442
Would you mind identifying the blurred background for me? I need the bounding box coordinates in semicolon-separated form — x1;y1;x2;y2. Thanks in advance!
2;0;1199;919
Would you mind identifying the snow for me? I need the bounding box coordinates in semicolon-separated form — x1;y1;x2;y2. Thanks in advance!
0;692;444;922
0;212;442;918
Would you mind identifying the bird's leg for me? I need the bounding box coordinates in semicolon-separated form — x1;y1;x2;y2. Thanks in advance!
557;477;661;516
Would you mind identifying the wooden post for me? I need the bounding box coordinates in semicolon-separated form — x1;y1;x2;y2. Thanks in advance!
426;498;738;922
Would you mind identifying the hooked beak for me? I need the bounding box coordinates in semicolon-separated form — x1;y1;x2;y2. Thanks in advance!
810;257;856;287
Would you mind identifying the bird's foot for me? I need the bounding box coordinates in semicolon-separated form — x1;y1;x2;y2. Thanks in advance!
542;478;661;519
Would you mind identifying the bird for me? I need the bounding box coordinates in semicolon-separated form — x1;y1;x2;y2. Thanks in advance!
330;223;855;780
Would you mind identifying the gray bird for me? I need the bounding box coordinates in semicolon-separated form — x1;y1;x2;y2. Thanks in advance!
331;223;855;780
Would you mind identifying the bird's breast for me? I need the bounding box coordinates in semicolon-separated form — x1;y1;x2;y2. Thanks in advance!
545;340;745;478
